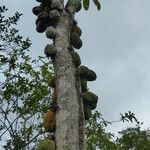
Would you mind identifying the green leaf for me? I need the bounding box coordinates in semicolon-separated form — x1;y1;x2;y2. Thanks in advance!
93;0;101;10
83;0;90;10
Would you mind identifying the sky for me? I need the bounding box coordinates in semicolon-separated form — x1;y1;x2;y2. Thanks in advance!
1;0;150;135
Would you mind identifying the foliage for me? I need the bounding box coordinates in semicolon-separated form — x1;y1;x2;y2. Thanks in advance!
116;127;150;150
86;111;117;150
0;6;53;150
86;111;150;150
82;0;101;11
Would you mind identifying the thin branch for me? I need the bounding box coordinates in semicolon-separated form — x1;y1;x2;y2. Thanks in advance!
0;113;23;138
25;131;43;147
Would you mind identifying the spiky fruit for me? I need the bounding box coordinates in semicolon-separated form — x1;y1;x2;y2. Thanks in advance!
43;110;55;132
44;44;56;58
52;89;57;102
36;21;47;33
49;10;60;25
81;78;87;92
70;32;82;49
78;65;89;78
49;76;55;88
41;0;52;8
42;0;52;7
78;66;97;81
36;139;55;150
38;11;49;21
86;69;97;81
32;6;43;16
72;25;82;37
82;91;98;110
76;2;82;12
71;51;81;68
44;6;51;13
84;106;92;120
46;26;56;39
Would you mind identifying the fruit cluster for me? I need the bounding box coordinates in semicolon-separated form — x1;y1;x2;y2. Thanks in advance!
32;0;62;33
70;24;98;121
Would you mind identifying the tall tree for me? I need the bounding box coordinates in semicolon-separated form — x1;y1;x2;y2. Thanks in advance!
32;0;100;149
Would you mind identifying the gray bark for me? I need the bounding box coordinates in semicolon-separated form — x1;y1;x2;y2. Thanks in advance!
52;0;86;149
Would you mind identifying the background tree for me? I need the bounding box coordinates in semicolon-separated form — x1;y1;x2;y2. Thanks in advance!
86;111;150;150
0;6;53;149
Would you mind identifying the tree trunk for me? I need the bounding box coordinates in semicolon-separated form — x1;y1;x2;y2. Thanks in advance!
52;0;86;149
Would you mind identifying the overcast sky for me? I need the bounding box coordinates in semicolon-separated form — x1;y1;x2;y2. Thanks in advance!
1;0;150;135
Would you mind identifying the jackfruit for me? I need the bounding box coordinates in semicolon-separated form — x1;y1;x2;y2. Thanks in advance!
44;44;56;58
49;10;60;25
86;69;97;81
38;11;49;21
42;0;52;7
43;110;55;132
78;66;97;81
71;51;81;68
46;26;56;39
72;25;82;37
78;65;89;78
32;6;43;16
70;32;82;49
82;91;98;110
36;139;55;150
36;21;47;33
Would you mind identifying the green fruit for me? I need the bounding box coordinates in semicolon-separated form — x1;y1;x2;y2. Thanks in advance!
86;69;97;81
81;78;87;92
42;0;52;7
38;11;49;21
36;139;55;150
44;44;56;58
32;6;43;16
70;32;82;49
78;65;89;78
49;10;60;25
71;51;81;68
72;25;82;37
82;91;98;110
46;26;56;39
78;66;97;81
84;105;92;120
36;21;47;33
